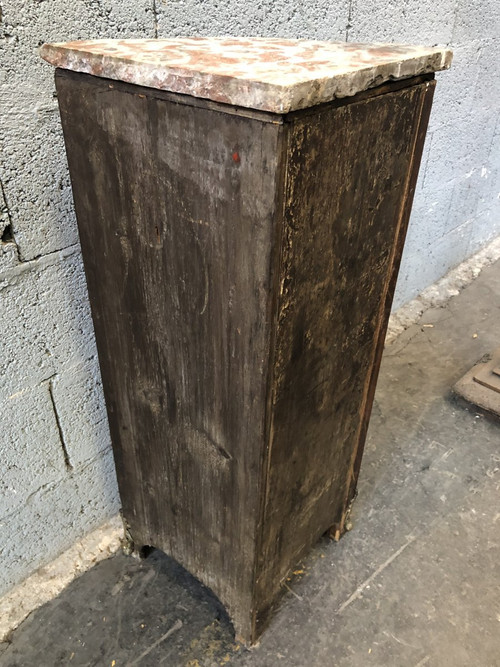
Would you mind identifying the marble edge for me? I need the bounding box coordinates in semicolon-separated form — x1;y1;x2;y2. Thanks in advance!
286;49;452;112
39;42;453;114
39;43;287;110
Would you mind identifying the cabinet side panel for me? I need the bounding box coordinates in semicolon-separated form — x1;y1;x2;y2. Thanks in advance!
55;70;283;636
256;80;435;628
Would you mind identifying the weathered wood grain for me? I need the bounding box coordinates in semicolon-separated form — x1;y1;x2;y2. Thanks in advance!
55;69;435;643
55;69;286;638
253;79;436;635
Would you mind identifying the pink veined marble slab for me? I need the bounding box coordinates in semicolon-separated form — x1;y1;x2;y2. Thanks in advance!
40;37;452;114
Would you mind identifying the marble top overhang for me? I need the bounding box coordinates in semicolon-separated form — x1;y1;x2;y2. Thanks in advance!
40;38;452;114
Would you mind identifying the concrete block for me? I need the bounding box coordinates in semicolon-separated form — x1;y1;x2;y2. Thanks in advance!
0;452;119;595
0;449;119;597
476;120;500;217
476;170;500;221
0;248;97;397
409;183;455;243
446;171;489;235
0;0;155;262
348;0;455;44
433;220;475;275
50;357;113;468
428;42;483;127
452;0;500;43
395;220;473;307
1;113;79;263
471;38;500;112
0;383;68;520
468;212;500;257
1;0;155;100
157;0;349;41
421;109;498;192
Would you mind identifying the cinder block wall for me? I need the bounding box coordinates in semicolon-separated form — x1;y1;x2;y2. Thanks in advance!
1;1;499;596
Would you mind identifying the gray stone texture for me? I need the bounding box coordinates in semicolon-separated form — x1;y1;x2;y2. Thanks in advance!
1;0;499;597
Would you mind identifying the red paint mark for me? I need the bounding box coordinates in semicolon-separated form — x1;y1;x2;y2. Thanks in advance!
232;151;240;163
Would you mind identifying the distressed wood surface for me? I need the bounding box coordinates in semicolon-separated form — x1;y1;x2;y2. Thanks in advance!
55;69;286;639
254;79;436;633
55;69;435;643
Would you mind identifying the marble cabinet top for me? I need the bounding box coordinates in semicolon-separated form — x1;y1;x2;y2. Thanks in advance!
40;38;452;114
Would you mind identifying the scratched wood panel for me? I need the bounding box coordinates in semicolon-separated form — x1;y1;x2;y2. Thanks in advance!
55;69;285;639
254;79;436;632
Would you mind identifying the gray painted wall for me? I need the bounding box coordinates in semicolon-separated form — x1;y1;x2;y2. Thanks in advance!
1;0;499;595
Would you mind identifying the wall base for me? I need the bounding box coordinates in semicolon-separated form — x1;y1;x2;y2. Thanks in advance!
0;515;123;643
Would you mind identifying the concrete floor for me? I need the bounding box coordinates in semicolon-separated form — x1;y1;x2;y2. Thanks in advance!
1;259;500;667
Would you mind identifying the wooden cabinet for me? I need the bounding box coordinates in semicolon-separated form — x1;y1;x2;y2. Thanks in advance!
43;38;450;644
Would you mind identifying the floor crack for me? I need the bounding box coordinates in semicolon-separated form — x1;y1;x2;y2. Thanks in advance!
336;535;416;614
